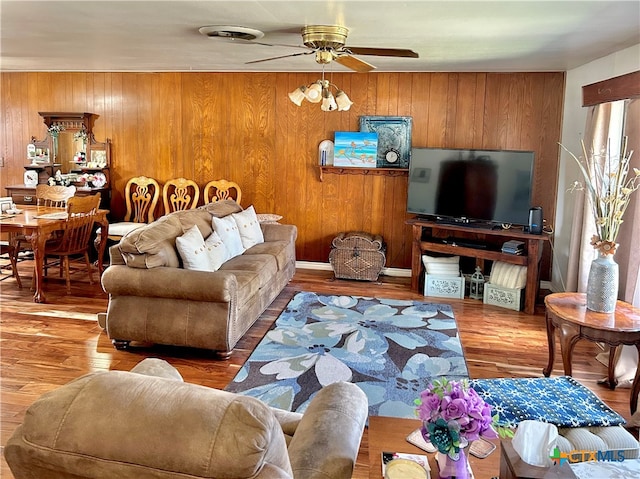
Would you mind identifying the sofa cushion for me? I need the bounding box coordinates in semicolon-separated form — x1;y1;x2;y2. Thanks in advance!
200;199;243;218
233;205;264;249
119;214;183;268
172;208;214;239
220;254;278;303
176;225;229;272
244;240;291;270
213;215;245;259
118;201;241;269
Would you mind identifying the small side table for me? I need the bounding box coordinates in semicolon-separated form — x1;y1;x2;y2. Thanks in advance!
542;292;640;414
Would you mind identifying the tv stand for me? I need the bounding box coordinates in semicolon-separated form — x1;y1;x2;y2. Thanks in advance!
407;218;550;314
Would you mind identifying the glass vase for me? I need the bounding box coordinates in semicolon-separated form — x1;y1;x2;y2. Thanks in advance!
586;251;619;313
437;448;471;479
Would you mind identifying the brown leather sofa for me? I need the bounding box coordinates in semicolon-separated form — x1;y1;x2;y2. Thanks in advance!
101;200;297;358
4;359;368;479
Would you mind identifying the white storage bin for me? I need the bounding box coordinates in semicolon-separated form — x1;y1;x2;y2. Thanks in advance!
483;283;524;311
424;273;465;299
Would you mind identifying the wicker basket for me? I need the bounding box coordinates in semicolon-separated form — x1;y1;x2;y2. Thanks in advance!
329;231;386;281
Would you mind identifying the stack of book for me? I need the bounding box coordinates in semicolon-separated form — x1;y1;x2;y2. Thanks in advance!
501;240;525;255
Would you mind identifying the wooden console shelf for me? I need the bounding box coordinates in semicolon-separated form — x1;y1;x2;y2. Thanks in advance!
408;218;551;314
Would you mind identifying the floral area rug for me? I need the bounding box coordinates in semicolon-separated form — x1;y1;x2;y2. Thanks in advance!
225;291;468;418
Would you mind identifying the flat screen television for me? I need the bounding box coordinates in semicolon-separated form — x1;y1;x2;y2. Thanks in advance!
407;147;535;226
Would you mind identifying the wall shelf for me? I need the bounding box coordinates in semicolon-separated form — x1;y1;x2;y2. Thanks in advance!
318;166;408;181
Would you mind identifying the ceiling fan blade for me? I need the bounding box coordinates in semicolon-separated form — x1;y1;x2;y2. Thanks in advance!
335;54;376;73
345;47;419;58
245;50;314;65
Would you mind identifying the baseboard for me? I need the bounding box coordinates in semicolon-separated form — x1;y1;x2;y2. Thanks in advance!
296;261;553;285
295;261;411;278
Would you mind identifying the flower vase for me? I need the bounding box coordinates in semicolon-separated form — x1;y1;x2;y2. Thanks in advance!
437;448;471;479
586;251;619;313
52;135;58;161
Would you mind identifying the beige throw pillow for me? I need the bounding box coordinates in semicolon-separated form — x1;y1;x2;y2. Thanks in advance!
212;215;245;259
256;213;283;224
421;255;461;277
232;205;264;249
489;261;527;289
176;225;229;271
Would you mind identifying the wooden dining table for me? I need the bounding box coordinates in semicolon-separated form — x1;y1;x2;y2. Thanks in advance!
0;205;109;303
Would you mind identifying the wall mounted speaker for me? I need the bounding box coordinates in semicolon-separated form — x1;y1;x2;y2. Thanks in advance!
529;206;543;234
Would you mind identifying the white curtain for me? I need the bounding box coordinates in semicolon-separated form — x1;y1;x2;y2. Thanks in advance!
577;99;640;424
613;99;640;426
565;101;625;292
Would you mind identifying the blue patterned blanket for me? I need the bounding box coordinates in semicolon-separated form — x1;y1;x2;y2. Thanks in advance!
470;376;626;428
225;291;468;418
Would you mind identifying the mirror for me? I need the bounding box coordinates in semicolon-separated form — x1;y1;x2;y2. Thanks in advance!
29;112;111;185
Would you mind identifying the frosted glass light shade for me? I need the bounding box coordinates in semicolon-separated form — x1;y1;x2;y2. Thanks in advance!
321;90;337;112
335;90;353;111
305;82;323;103
288;86;306;106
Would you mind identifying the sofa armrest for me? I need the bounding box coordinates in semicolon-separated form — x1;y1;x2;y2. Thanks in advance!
287;382;368;479
262;223;297;243
101;265;238;302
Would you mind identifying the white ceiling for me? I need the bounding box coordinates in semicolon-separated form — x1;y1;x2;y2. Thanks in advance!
1;1;639;73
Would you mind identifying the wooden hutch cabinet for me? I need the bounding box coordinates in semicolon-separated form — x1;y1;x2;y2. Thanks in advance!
5;112;111;210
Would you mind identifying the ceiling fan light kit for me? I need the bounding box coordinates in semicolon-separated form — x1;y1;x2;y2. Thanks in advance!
222;23;415;111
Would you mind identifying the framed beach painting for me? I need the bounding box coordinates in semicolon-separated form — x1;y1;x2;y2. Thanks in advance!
333;132;378;168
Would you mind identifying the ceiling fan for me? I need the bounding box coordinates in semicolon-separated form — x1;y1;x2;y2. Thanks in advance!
244;25;419;72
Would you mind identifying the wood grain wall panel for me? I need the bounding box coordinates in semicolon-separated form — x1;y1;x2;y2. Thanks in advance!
425;73;449;147
409;73;430;146
0;71;564;275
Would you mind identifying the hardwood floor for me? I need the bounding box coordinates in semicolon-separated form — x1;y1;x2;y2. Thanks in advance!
0;264;637;478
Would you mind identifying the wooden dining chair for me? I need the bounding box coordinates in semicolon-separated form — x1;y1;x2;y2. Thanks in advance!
43;194;101;294
9;184;77;288
35;184;77;207
99;176;161;244
162;177;199;213
203;179;242;205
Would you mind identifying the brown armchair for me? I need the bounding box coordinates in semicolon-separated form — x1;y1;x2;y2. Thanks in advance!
4;359;368;479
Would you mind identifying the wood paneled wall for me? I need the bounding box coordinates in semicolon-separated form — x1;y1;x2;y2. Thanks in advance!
0;71;564;271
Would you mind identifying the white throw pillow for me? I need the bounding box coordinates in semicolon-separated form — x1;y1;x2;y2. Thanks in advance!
212;215;245;258
232;205;264;249
490;261;527;289
421;255;461;277
176;225;229;271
